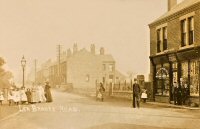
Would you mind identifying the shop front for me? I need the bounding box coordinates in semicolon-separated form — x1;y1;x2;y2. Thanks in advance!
150;47;200;105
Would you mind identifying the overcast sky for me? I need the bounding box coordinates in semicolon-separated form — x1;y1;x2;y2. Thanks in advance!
0;0;169;82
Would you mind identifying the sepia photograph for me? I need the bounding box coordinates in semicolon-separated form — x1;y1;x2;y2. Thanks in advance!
0;0;200;129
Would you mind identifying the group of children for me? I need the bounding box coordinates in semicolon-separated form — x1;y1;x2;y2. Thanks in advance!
0;84;47;106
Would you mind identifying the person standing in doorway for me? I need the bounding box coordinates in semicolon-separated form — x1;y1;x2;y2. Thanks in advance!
173;82;178;105
182;83;189;105
132;79;141;108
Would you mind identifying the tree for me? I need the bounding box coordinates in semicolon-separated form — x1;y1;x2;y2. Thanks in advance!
0;57;13;88
127;71;136;81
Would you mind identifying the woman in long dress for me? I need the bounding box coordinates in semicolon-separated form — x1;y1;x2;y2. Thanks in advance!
31;85;38;103
38;85;46;102
25;88;31;104
44;82;52;102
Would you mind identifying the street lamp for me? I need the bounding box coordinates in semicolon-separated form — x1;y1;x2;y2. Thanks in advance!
21;56;26;88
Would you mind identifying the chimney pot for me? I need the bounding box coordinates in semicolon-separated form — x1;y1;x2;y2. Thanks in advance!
168;0;177;11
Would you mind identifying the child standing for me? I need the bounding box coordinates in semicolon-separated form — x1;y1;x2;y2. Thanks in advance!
8;90;14;106
0;91;4;105
141;89;148;103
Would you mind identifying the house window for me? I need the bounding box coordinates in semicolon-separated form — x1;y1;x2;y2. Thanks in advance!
181;19;187;47
188;17;194;45
163;27;167;50
109;64;114;72
102;64;106;71
109;75;114;82
157;29;161;53
86;75;90;82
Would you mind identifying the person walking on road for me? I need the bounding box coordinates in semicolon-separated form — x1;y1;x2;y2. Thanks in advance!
44;82;53;102
97;83;105;102
132;79;141;108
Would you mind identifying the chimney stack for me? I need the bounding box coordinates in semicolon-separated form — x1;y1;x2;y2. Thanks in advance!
67;49;72;57
168;0;177;11
73;43;78;54
100;47;105;55
90;44;95;55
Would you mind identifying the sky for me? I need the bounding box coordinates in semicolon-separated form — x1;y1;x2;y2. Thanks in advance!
0;0;169;83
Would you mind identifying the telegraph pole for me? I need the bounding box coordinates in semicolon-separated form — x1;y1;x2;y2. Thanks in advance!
35;59;37;84
57;44;62;85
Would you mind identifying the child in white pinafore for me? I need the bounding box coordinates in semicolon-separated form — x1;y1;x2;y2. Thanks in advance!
0;91;4;105
141;89;148;103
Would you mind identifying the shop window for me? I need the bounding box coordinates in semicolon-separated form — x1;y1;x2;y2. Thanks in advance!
181;61;188;82
155;64;169;96
190;60;199;96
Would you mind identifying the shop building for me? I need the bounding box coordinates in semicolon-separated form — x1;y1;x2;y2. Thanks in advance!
149;0;200;104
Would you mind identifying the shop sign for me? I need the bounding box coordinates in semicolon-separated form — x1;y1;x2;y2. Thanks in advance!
168;54;177;62
156;67;169;79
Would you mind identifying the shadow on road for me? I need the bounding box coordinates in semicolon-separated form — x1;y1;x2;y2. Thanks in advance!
86;123;183;129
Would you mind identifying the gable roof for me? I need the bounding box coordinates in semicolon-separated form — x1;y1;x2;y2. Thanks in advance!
150;0;200;26
97;54;115;62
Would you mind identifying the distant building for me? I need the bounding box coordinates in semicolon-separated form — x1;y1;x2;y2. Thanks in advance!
149;0;200;104
137;75;145;89
37;44;126;92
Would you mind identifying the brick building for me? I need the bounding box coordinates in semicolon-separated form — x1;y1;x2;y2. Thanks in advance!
37;44;126;92
149;0;200;104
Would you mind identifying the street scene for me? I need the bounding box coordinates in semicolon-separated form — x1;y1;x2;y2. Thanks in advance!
1;0;200;129
1;90;200;129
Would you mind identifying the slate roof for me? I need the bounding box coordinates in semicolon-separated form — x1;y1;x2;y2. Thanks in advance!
97;54;115;62
150;0;200;25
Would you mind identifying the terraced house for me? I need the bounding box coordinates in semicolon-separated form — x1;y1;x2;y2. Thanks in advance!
149;0;200;104
36;44;126;94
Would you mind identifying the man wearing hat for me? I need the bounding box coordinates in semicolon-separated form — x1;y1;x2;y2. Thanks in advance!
132;78;141;108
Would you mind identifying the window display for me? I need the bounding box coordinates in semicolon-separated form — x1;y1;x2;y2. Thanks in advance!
190;60;199;96
155;64;169;96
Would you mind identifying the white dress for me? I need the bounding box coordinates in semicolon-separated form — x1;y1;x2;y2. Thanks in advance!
20;89;27;102
31;87;39;103
0;92;4;101
38;86;46;102
13;91;20;102
141;91;147;99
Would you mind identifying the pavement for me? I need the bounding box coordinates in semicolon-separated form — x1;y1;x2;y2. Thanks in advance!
0;104;19;121
71;90;200;110
0;90;200;129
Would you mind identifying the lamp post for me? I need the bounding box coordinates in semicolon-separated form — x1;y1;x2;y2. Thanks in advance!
21;56;26;88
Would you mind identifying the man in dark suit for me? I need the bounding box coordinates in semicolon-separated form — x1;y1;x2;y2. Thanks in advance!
132;79;141;108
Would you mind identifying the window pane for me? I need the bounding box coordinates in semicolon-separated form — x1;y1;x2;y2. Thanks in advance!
163;27;167;50
157;29;161;52
109;64;113;72
188;17;194;45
